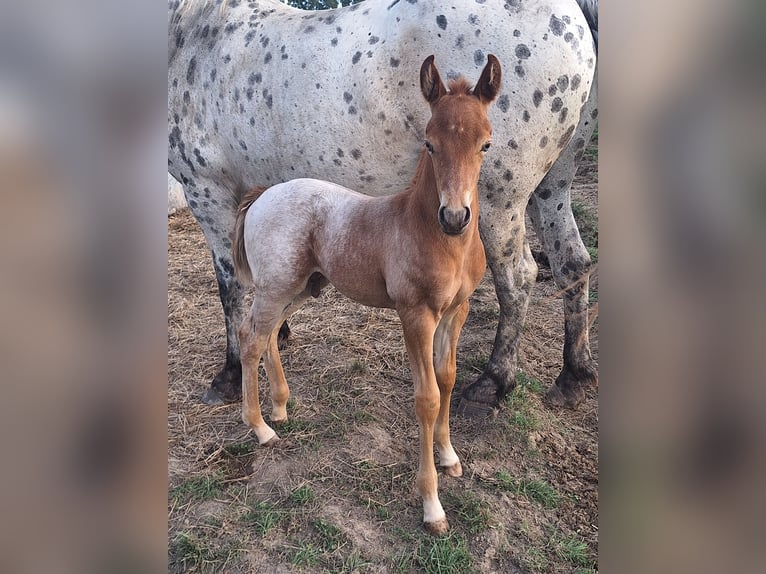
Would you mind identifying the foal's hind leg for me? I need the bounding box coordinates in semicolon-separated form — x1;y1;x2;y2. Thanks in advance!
433;301;470;478
239;304;286;446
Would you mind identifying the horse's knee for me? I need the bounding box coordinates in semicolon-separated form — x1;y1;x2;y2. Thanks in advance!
554;243;592;291
415;390;440;423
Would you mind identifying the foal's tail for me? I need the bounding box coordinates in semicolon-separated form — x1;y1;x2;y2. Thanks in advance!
232;186;268;286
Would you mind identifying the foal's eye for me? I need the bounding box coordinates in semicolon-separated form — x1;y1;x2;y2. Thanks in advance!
481;141;492;153
424;141;434;154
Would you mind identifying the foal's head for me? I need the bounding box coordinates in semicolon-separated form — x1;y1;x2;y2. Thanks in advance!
419;55;501;235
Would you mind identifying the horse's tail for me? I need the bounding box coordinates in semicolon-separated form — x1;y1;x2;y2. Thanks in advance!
575;0;598;51
232;186;268;286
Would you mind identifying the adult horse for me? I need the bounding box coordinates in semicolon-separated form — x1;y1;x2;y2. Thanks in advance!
168;0;598;413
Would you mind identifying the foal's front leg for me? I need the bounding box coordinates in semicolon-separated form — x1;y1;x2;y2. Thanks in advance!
263;323;290;424
433;301;470;478
399;308;448;535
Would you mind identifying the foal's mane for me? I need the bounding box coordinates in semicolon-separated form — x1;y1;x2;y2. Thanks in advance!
445;77;475;97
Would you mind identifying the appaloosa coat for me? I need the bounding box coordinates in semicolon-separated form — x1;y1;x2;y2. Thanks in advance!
167;0;598;412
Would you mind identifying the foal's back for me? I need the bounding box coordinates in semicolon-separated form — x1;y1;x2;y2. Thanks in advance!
241;178;396;308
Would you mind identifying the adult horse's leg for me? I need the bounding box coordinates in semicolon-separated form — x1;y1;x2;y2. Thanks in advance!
182;181;245;405
458;204;538;417
433;301;470;478
399;307;447;535
528;73;599;409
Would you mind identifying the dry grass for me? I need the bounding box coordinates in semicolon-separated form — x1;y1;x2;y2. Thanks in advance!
168;159;599;573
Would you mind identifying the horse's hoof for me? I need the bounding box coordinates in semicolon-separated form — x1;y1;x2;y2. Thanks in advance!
204;367;243;405
543;365;594;409
201;387;228;405
456;376;502;418
424;518;450;536
455;397;495;418
277;322;291;351
544;382;585;409
270;417;288;426
442;461;463;478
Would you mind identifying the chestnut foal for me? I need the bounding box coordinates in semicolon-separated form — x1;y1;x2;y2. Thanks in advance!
232;55;501;534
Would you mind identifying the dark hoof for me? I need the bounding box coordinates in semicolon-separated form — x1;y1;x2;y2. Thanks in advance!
456;376;503;418
201;365;242;405
543;364;595;409
277;322;291;351
201;387;227;406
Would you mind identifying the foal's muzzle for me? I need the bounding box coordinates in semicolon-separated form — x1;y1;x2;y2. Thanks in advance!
438;206;471;235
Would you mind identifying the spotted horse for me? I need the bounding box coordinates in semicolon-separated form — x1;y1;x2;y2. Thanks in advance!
168;0;598;414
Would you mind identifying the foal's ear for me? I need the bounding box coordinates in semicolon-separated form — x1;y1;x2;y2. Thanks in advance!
420;55;447;105
473;54;502;105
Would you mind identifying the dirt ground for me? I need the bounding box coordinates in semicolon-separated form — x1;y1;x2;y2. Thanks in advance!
168;147;598;573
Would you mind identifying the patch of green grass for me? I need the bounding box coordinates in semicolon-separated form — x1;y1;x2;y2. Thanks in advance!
521;547;549;572
391;548;416;573
575;568;598;574
416;533;473;574
282;540;322;568
339;550;372;573
169;531;233;571
554;534;591;567
586;245;598;264
504;386;540;433
170;474;224;504
242;501;282;537
447;491;491;534
571;199;598;252
277;418;315;434
589;287;598;304
584;125;598;161
224;441;256;457
464;352;490;373
290;484;316;506
348;358;369;375
353;410;377;423
515;371;545;394
367;499;392;521
311;518;347;552
495;472;561;510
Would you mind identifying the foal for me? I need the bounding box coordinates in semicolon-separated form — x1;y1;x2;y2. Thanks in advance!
232;55;501;534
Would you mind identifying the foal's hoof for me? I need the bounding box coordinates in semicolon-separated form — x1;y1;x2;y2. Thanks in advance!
261;435;280;448
442;461;463;478
456;376;502;418
424;518;450;536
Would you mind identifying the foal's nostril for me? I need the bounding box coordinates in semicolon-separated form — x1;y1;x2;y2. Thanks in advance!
462;207;471;225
